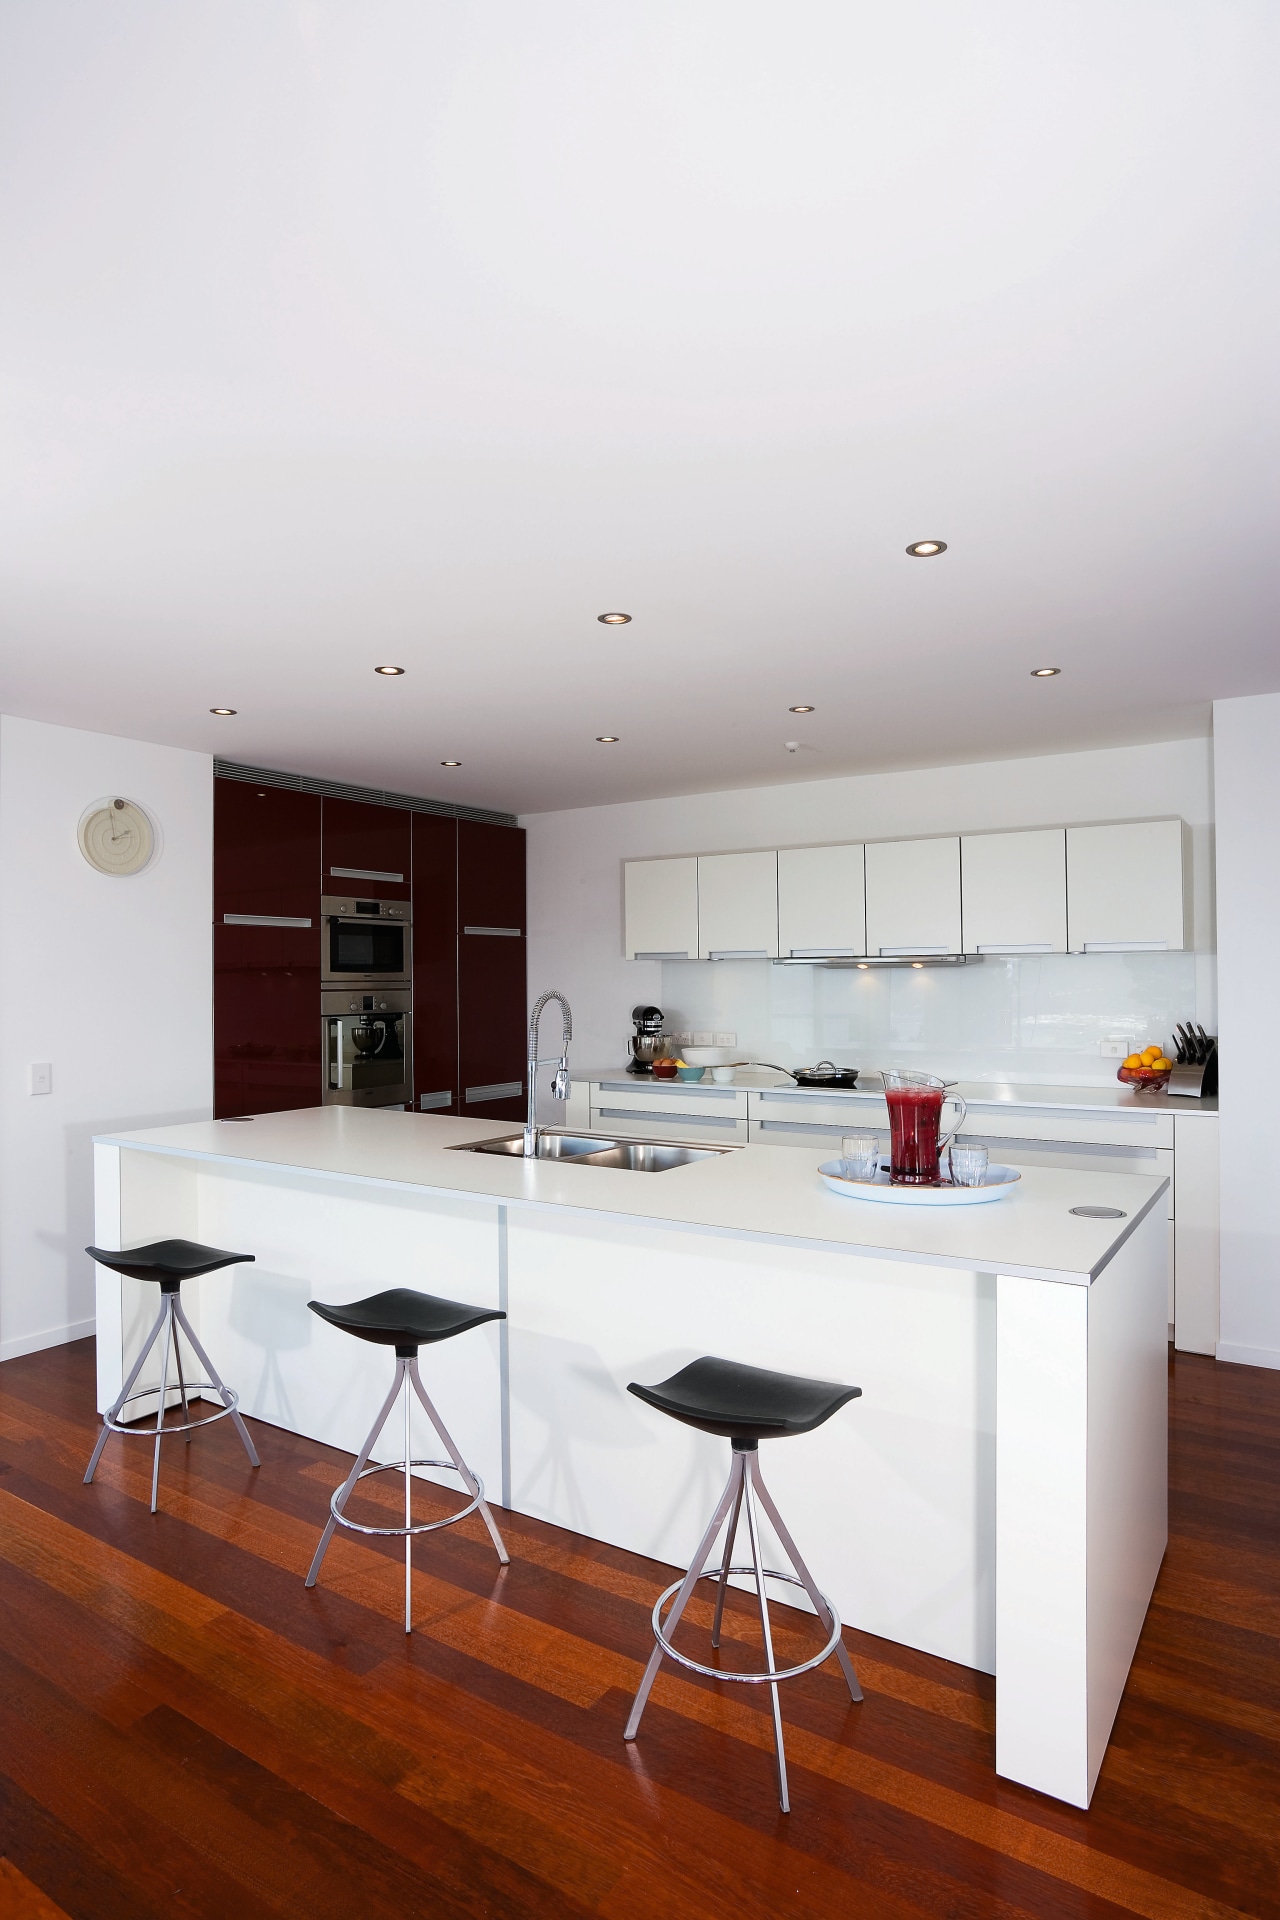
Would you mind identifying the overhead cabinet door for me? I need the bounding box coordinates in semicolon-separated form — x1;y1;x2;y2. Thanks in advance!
777;844;866;957
624;856;698;959
697;850;779;959
1066;820;1190;952
864;836;962;955
961;829;1067;955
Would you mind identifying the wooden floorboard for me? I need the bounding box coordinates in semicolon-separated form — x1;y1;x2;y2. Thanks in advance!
1;1340;1278;1918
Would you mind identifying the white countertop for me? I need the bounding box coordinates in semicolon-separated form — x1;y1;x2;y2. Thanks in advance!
97;1107;1168;1286
582;1068;1217;1115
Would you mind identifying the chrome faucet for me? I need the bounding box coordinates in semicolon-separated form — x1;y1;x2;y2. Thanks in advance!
525;989;572;1156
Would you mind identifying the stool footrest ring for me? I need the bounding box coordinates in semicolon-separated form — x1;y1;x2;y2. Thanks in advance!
330;1457;486;1539
98;1382;241;1439
652;1567;843;1684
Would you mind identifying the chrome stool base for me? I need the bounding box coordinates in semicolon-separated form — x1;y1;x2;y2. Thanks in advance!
624;1445;861;1812
84;1290;261;1513
305;1352;509;1632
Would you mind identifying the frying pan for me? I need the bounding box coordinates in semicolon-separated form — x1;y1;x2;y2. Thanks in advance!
755;1059;861;1089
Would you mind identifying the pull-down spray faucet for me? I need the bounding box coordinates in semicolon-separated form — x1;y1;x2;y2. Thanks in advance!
525;990;572;1157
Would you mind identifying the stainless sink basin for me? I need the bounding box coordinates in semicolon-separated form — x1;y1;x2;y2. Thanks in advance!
458;1132;615;1159
569;1141;721;1172
450;1130;731;1171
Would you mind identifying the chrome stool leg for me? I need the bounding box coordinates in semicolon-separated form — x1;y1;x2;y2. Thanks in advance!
306;1354;507;1632
743;1454;788;1810
172;1296;261;1468
84;1293;169;1485
710;1465;746;1650
150;1298;173;1513
624;1452;747;1739
748;1454;861;1703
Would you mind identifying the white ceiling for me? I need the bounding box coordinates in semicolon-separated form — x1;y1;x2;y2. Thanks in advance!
1;2;1276;815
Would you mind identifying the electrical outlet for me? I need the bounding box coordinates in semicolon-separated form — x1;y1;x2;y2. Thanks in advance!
29;1062;52;1095
1100;1036;1134;1059
714;1031;736;1047
693;1030;714;1047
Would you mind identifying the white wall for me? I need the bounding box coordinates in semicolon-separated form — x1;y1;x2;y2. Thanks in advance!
1213;694;1280;1371
0;716;213;1361
522;737;1215;1080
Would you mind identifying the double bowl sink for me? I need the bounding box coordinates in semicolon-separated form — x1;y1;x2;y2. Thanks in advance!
450;1130;732;1173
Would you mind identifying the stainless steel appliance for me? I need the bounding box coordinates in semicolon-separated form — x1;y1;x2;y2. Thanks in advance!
321;894;411;988
627;1004;666;1074
323;987;411;1107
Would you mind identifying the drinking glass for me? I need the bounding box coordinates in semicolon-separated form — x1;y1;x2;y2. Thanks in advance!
841;1132;881;1182
948;1144;989;1188
880;1070;968;1184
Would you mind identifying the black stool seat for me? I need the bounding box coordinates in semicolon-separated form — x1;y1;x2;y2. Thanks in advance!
309;1287;504;1354
628;1355;860;1443
86;1238;255;1288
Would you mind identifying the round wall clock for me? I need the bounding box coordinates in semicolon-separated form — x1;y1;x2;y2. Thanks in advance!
77;796;156;876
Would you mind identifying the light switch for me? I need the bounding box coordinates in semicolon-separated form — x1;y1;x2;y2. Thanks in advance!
1100;1036;1135;1059
29;1062;52;1095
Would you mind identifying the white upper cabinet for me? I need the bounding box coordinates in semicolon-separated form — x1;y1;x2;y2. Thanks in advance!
624;856;699;960
777;844;866;957
961;829;1067;955
697;850;779;959
864;837;962;955
1066;820;1190;952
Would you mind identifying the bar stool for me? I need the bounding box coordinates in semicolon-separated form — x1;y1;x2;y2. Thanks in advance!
624;1355;863;1811
304;1287;510;1631
84;1239;262;1512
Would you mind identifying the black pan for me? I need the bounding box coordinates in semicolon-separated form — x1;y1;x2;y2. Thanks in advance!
756;1059;860;1089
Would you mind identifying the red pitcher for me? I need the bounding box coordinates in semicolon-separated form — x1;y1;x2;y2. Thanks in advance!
880;1070;968;1184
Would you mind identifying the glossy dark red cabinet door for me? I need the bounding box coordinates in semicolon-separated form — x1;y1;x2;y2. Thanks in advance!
458;820;525;932
458;928;526;1122
322;798;411;901
412;813;458;1114
214;780;322;1117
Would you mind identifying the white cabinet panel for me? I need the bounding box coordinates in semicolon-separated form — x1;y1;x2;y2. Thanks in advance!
624;856;698;960
777;844;866;957
864;836;962;956
697;850;779;959
1173;1114;1218;1355
962;830;1067;955
1066;821;1189;952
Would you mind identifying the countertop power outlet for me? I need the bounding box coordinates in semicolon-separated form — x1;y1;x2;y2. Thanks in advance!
714;1032;737;1047
1100;1036;1135;1059
29;1062;52;1095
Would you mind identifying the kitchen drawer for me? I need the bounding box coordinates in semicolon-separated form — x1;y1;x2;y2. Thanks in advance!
592;1078;749;1123
959;1104;1173;1150
750;1118;866;1153
748;1088;888;1132
957;1133;1174;1218
592;1105;750;1146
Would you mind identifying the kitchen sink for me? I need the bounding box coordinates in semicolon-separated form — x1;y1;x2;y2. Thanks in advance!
450;1130;731;1171
571;1142;720;1172
458;1132;615;1159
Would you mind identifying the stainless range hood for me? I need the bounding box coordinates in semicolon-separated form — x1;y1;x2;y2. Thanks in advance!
773;953;981;969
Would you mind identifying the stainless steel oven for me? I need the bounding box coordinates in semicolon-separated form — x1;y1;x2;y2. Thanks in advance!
323;988;412;1107
321;894;411;988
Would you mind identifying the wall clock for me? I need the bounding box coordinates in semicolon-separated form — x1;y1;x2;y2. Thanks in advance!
77;796;156;876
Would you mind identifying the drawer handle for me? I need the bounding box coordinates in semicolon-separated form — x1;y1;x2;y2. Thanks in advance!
330;866;404;883
418;1091;452;1111
466;1081;523;1103
223;913;313;928
464;925;523;937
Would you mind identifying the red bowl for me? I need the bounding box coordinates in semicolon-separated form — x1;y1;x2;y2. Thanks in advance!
1117;1066;1171;1092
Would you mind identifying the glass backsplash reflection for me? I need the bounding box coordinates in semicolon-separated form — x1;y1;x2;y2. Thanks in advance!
661;951;1208;1087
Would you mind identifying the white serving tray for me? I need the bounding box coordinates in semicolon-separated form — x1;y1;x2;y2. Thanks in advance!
818;1159;1021;1206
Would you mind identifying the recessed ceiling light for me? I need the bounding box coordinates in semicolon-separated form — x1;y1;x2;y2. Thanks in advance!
209;707;236;715
597;612;632;625
788;705;815;713
596;735;620;743
905;540;947;557
1031;666;1061;677
374;665;405;676
440;759;462;767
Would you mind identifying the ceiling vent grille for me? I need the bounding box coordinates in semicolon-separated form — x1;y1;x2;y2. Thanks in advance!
213;759;516;828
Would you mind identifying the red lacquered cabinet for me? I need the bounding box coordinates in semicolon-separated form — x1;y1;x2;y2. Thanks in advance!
214;780;322;1117
411;813;459;1113
458;820;527;1123
321;798;411;902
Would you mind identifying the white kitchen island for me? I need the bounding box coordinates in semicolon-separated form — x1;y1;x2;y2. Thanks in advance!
92;1106;1169;1810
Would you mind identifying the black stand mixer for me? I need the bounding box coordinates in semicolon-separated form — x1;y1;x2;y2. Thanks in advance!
627;1005;667;1074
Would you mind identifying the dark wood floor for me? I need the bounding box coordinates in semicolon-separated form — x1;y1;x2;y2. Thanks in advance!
1;1341;1277;1920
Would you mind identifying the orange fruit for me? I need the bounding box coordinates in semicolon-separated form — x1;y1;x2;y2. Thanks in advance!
1123;1054;1144;1070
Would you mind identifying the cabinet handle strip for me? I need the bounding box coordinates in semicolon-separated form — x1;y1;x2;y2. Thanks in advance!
463;925;522;937
222;913;313;928
329;866;404;883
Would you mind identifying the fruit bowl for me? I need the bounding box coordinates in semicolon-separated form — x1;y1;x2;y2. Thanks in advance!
1117;1065;1172;1092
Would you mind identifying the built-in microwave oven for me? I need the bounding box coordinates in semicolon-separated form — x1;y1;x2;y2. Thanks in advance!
320;895;412;987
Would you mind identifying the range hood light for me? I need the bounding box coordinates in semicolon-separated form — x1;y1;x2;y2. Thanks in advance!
773;953;980;969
